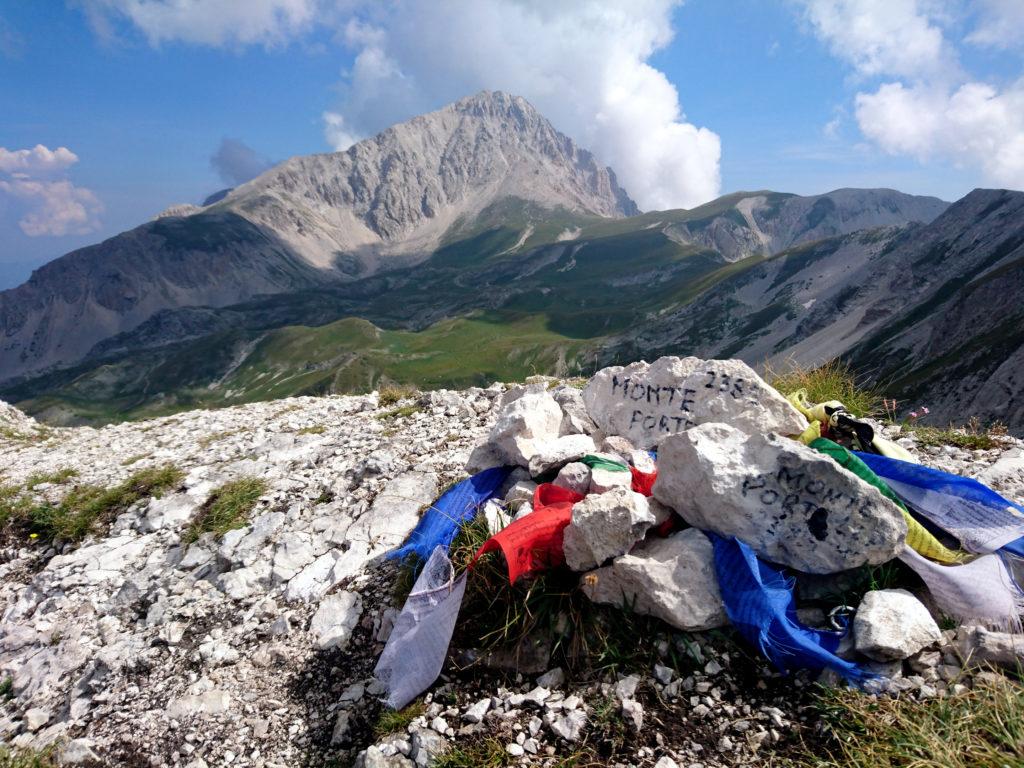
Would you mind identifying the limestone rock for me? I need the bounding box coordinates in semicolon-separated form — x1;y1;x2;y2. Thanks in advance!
954;625;1024;667
580;528;728;631
528;433;597;476
563;488;656;571
553;462;591;496
588;467;632;495
166;690;231;719
552;385;599;435
488;392;563;466
583;356;807;448
310;591;363;650
854;589;941;661
654;422;907;573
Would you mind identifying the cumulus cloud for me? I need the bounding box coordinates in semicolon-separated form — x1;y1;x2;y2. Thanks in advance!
322;1;721;211
80;0;721;211
796;0;1024;190
0;145;103;236
210;138;274;186
80;0;318;47
797;0;956;80
0;145;80;174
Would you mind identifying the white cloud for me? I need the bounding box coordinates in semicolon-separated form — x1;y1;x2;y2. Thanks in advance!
81;0;318;47
322;0;721;211
0;145;80;174
0;145;103;236
966;0;1024;50
82;0;721;211
795;0;956;81
796;0;1024;190
856;80;1024;187
0;178;104;236
322;111;361;152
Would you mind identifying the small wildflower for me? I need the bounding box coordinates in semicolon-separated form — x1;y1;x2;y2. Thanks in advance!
29;533;38;539
909;411;919;419
922;407;930;414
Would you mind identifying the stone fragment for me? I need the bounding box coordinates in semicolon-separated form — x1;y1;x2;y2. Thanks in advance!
488;392;564;466
562;488;655;571
410;727;448;767
166;689;231;719
528;434;597;476
536;667;565;688
331;711;351;745
553;463;591;496
854;589;941;661
504;480;538;507
614;675;640;700
24;708;50;731
463;698;491;723
552;385;599;436
621;698;644;731
581;528;728;631
654;422;908;573
546;709;586;741
583;356;807;448
198;640;239;666
588;467;633;494
310;591;363;650
60;738;101;765
955;626;1024;667
653;758;680;768
356;745;415;768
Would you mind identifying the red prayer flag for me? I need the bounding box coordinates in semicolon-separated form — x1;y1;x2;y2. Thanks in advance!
471;483;584;584
630;465;657;497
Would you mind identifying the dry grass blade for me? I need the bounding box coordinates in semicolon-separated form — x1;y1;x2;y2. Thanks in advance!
765;357;882;418
788;673;1024;768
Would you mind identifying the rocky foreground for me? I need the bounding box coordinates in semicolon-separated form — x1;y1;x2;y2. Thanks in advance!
2;371;1024;768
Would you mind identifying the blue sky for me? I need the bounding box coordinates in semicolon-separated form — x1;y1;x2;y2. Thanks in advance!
1;0;1022;289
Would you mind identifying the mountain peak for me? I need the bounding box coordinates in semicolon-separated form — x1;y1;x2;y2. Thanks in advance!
221;92;638;270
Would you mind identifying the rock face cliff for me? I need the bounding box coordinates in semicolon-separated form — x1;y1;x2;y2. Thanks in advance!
0;92;637;384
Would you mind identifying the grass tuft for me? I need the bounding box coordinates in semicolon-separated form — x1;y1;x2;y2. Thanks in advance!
765;358;882;418
295;424;325;435
378;384;417;407
0;676;12;699
792;673;1024;768
433;737;510;768
376;404;423;421
0;745;58;768
449;512;678;676
373;700;425;739
909;417;1009;451
0;465;182;545
184;477;267;544
24;468;78;490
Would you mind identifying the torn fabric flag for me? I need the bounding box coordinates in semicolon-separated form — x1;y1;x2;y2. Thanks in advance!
710;533;872;684
390;465;515;564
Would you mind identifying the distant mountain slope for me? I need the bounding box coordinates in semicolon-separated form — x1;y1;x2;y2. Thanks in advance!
0;92;637;384
609;189;1024;428
2;184;962;427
